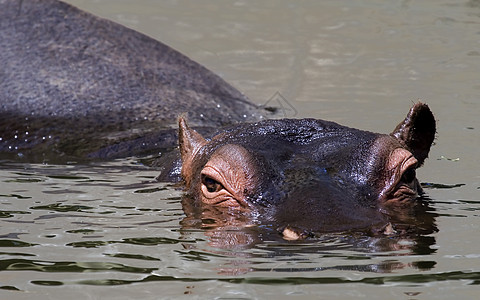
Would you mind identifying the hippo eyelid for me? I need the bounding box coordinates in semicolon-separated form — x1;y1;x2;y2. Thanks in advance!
201;166;226;187
200;165;234;197
380;148;419;200
201;174;224;193
401;167;416;183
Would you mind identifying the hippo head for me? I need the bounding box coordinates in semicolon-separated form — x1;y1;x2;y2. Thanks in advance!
178;103;436;238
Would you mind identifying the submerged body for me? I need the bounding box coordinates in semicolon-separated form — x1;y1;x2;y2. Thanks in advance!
0;0;261;161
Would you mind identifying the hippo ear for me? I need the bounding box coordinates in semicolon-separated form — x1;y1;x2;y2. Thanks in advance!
178;117;207;185
391;103;436;165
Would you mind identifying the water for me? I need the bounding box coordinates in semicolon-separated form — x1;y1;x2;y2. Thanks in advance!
1;0;479;299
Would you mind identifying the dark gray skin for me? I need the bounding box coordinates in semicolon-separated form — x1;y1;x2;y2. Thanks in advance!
0;1;436;238
0;0;262;162
178;103;436;238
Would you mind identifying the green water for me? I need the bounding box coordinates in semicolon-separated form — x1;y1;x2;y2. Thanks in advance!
1;0;479;299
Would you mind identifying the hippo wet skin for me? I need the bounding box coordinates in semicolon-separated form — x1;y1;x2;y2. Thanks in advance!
0;1;436;238
0;0;261;161
178;103;436;238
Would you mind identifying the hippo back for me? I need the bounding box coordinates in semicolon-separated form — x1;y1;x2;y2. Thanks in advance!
0;0;262;161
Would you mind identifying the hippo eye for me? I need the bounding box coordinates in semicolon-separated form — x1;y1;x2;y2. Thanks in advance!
201;175;224;193
402;168;416;183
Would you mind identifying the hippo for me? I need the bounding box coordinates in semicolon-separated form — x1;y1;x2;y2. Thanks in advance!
0;0;437;238
177;102;436;238
0;0;262;162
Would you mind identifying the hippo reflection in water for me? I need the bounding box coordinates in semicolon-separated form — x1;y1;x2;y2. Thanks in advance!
0;0;436;239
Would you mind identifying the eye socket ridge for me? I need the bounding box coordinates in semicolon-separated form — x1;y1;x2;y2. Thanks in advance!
199;167;244;207
380;148;419;201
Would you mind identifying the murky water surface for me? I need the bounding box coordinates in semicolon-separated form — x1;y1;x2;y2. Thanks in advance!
1;0;479;299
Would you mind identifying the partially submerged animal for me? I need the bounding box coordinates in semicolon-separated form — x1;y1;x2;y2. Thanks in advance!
178;103;435;238
0;0;437;238
0;0;261;162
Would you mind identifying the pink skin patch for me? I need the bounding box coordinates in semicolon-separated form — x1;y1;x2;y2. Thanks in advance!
199;145;257;209
380;148;419;205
